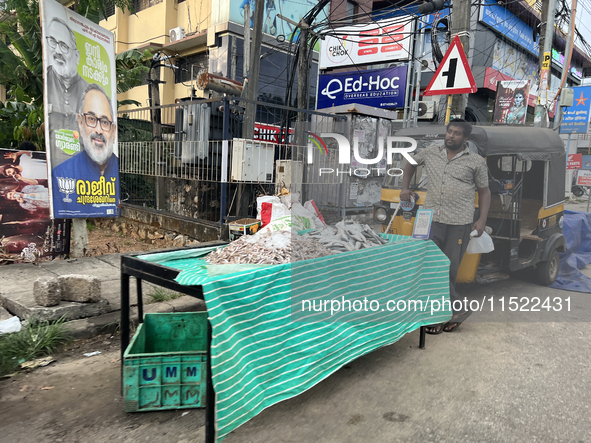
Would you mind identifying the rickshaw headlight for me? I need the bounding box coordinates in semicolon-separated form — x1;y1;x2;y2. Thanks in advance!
375;207;388;223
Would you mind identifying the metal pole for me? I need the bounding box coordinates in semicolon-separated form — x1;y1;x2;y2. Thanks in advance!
450;0;471;118
535;0;557;127
413;18;426;127
402;19;416;128
220;97;230;227
566;133;573;200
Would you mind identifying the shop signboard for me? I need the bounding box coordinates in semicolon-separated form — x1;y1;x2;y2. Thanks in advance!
316;66;407;109
41;0;119;219
567;154;582;169
493;80;530;125
319;16;413;69
480;0;539;55
0;149;70;261
560;86;591;134
576;170;591;186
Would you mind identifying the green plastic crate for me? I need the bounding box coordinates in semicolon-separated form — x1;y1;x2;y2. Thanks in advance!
123;312;208;412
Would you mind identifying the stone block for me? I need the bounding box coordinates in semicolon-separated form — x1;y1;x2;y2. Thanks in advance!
33;277;62;307
173;235;186;247
59;275;102;303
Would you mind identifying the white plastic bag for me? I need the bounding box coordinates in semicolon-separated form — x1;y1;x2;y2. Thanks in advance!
466;230;495;254
256;196;289;227
0;316;22;335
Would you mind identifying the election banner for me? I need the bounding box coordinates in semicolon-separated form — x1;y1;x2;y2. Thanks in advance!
0;149;70;262
493;80;530;125
41;0;119;219
316;66;407;110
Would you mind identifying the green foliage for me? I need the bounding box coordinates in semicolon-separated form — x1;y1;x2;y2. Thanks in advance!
146;288;183;304
0;0;140;148
116;48;152;109
0;316;71;377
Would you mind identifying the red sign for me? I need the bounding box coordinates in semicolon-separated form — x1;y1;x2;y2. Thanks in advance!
577;170;591;186
253;124;293;144
568;153;582;169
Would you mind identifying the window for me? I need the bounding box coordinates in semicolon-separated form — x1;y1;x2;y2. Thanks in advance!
132;0;162;13
100;1;115;20
345;1;357;23
175;53;209;84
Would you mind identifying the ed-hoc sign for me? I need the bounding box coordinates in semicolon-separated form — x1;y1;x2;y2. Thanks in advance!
424;35;477;95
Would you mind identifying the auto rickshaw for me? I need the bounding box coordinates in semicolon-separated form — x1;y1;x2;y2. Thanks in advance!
373;125;567;286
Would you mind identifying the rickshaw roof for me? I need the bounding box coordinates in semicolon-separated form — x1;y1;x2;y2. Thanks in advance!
396;125;565;159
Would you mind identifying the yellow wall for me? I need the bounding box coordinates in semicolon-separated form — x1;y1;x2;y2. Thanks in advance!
101;0;212;108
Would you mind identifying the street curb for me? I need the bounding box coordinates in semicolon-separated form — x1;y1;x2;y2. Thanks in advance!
64;295;207;340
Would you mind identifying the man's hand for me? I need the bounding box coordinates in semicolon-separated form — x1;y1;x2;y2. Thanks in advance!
471;219;486;237
4;152;17;162
400;189;412;202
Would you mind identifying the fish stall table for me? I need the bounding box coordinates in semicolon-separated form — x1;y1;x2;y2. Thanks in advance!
119;235;452;443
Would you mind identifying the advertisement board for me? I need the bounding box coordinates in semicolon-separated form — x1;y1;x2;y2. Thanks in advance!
229;0;329;41
576;170;591;186
0;149;69;261
41;0;119;219
493;80;530;125
567;154;582;169
316;66;407;109
560;86;591;134
319;16;413;69
480;0;539;55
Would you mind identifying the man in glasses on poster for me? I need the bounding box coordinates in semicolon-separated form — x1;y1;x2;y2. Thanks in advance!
51;84;119;217
45;17;89;167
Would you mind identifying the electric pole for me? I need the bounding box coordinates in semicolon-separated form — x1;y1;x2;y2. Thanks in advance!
535;0;557;127
243;0;264;140
449;0;471;120
295;25;310;149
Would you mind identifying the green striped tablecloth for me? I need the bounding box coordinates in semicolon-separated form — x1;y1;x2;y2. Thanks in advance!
140;234;451;441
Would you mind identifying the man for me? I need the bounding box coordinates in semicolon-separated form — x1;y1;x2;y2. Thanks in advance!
45;18;89;166
51;83;119;218
401;119;491;334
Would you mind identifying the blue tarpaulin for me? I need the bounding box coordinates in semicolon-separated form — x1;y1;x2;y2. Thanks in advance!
550;210;591;293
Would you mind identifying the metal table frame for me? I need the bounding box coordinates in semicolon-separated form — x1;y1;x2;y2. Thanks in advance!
120;241;226;443
120;242;429;443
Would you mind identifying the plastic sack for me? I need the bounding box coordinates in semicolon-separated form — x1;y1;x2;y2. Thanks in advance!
304;200;326;229
256;196;289;227
0;316;22;335
466;230;495;254
258;215;313;233
279;192;301;209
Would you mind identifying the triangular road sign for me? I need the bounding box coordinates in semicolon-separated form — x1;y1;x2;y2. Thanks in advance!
424;35;477;95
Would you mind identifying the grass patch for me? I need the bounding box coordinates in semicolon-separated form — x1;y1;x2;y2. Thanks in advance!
146;288;184;304
0;317;71;377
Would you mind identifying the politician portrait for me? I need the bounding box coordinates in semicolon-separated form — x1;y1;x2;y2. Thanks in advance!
45;17;89;167
51;83;119;218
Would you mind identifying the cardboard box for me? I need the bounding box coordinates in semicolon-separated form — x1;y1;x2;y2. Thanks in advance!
229;218;262;240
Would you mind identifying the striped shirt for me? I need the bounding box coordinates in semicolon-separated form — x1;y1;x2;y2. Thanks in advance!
411;144;489;225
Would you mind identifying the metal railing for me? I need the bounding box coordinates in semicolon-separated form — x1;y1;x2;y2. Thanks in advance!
117;97;348;223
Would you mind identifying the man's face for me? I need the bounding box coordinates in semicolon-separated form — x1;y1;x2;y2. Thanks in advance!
5;167;16;177
47;22;79;79
6;191;16;200
78;90;115;166
444;124;468;151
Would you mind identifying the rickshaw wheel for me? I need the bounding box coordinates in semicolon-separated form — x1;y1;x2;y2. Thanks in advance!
536;249;560;286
